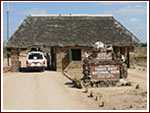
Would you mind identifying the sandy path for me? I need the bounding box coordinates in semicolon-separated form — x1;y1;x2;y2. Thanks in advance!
3;71;98;110
128;67;147;90
3;66;147;110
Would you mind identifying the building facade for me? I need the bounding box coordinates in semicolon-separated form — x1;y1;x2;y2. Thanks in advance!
6;14;141;73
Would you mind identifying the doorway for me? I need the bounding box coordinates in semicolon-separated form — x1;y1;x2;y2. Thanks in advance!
50;47;56;71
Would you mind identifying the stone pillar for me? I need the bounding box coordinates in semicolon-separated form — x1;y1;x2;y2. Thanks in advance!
127;46;135;68
11;48;19;72
129;52;135;68
55;46;62;72
56;47;68;72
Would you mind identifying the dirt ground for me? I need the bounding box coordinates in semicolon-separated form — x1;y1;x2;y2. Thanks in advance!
86;66;147;110
2;56;148;110
3;71;100;110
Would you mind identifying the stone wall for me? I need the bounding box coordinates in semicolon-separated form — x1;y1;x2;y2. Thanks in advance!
55;46;134;76
55;46;68;72
55;46;93;73
11;48;19;72
128;46;135;68
113;46;135;68
129;52;135;68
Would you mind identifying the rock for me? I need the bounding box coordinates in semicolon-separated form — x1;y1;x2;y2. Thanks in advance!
135;84;140;89
82;42;128;87
83;87;88;93
104;82;109;87
126;82;132;86
133;67;136;69
117;79;129;86
120;78;127;84
112;81;116;86
95;93;103;101
93;84;96;87
112;107;116;110
99;101;105;107
129;105;133;108
91;82;95;87
95;96;99;101
89;91;94;97
116;82;122;87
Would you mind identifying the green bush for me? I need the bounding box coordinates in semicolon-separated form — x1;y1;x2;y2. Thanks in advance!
6;51;11;57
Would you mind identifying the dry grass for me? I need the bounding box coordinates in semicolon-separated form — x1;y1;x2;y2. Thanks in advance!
134;47;147;67
134;47;147;57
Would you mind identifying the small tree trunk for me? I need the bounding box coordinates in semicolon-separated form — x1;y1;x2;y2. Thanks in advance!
7;56;9;66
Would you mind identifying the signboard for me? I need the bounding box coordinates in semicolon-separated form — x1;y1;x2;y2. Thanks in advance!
90;65;120;80
94;52;112;61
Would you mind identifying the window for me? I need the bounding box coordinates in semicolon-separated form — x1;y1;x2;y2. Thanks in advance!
28;53;43;60
69;49;81;61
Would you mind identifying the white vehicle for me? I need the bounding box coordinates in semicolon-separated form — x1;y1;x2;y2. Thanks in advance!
26;51;45;72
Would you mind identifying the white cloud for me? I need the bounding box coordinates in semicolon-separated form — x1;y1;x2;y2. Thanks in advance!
115;5;146;16
23;8;46;16
130;18;141;23
101;4;147;42
94;2;136;6
135;5;143;7
123;18;146;30
121;17;147;42
103;5;147;17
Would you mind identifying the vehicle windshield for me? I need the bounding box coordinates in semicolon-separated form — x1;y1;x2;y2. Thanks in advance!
28;53;43;60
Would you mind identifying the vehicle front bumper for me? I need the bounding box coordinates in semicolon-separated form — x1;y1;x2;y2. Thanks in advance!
27;66;45;70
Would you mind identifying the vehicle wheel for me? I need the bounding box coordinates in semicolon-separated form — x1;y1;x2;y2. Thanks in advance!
26;68;30;72
41;67;45;72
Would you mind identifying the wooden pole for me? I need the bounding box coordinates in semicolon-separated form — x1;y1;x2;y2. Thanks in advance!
7;2;10;67
127;47;130;68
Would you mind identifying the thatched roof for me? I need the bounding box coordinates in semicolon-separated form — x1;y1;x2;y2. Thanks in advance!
6;14;141;48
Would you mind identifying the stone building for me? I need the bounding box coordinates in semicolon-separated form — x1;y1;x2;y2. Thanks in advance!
6;14;141;72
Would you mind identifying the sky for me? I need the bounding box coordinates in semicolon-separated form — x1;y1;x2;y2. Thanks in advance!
2;1;148;42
